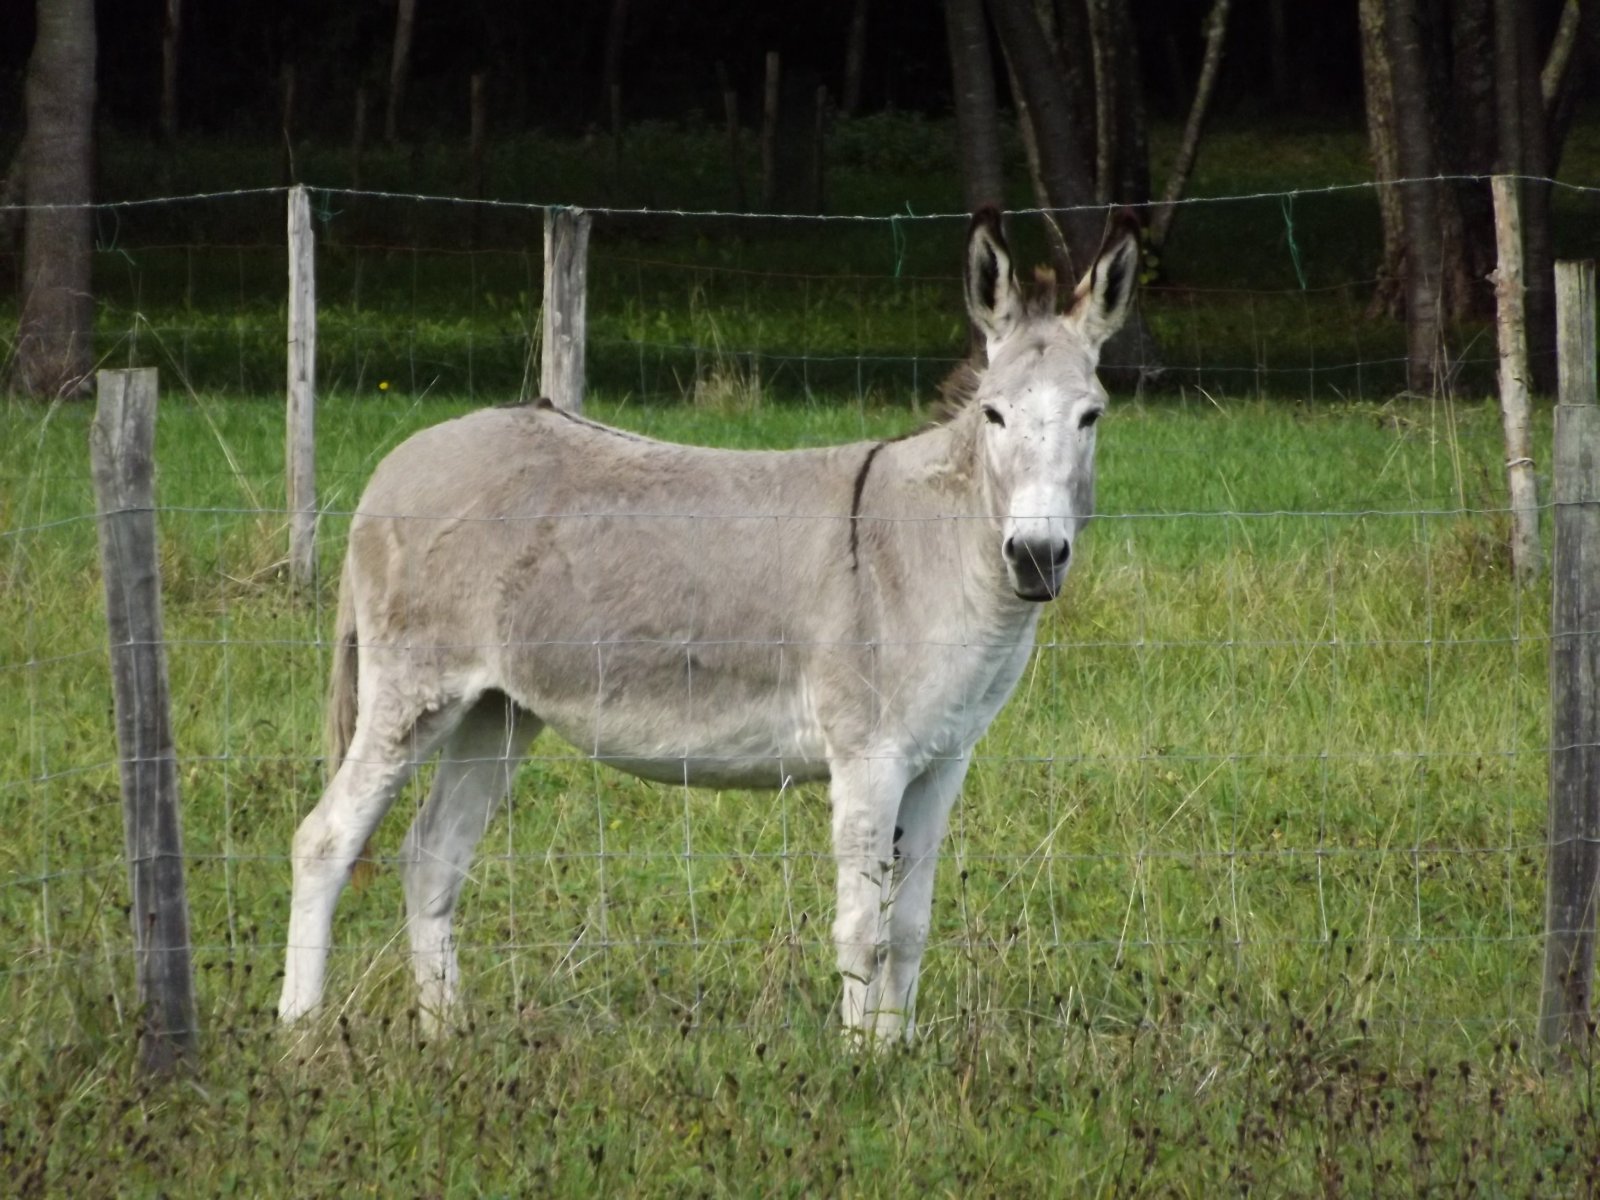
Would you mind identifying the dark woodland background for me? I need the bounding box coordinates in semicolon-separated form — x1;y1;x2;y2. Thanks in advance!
0;1;1380;137
2;0;1597;399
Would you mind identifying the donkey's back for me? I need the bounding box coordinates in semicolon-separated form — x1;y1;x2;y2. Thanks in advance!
344;400;872;788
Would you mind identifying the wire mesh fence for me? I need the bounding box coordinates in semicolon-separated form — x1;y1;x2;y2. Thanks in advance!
0;182;1587;1051
7;176;1597;407
0;434;1553;1043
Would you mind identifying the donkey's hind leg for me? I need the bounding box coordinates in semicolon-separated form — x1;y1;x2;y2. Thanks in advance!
399;693;539;1031
279;694;472;1026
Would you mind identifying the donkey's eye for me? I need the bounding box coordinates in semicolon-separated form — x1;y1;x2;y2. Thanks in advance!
1079;409;1103;430
982;406;1006;428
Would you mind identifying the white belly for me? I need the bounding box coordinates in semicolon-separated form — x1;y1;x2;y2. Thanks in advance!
539;679;832;790
592;752;830;789
512;627;1037;791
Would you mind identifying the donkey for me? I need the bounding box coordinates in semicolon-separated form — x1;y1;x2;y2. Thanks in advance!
278;208;1139;1042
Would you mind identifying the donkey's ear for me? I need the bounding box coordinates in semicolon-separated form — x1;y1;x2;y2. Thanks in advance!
1067;210;1141;349
965;207;1024;345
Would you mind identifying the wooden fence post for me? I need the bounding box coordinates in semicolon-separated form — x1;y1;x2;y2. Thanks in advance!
1543;259;1600;1049
90;368;198;1076
287;183;317;589
541;207;591;413
1491;175;1542;586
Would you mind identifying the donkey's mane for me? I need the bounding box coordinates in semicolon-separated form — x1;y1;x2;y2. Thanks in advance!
931;359;983;425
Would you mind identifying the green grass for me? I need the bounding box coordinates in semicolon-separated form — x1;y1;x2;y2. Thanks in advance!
2;391;1593;1195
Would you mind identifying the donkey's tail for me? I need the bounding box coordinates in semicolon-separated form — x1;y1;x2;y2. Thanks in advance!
325;553;359;780
324;554;376;887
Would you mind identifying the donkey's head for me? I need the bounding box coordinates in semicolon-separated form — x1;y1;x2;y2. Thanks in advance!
964;208;1139;602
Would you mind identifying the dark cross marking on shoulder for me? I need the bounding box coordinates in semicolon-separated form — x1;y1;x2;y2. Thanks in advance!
848;441;888;571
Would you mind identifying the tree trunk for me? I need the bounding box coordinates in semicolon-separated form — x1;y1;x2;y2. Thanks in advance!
812;84;829;214
1423;0;1474;323
1108;0;1149;206
1451;0;1497;160
760;51;780;210
1387;0;1448;393
1542;0;1587;174
1085;0;1115;204
716;61;746;211
279;63;297;185
159;0;181;142
1149;0;1229;255
1049;0;1096;170
14;0;96;399
989;0;1161;383
1064;0;1148;211
600;0;628;126
945;0;1005;212
0;140;24;251
1267;0;1292;108
842;0;869;116
1005;57;1076;285
1542;0;1581;110
385;0;417;144
1360;0;1405;318
1497;0;1557;393
1493;0;1527;179
350;85;368;190
468;72;487;243
1448;0;1497;308
986;0;1100;265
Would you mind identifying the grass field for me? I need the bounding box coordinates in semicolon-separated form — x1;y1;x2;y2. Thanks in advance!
2;387;1594;1196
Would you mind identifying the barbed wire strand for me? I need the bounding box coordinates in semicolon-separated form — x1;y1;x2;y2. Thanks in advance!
1;172;1596;218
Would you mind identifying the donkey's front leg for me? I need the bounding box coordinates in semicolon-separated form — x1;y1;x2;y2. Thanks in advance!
872;752;970;1042
829;753;911;1037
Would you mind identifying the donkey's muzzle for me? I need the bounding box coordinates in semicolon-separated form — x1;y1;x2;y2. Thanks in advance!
1004;534;1070;601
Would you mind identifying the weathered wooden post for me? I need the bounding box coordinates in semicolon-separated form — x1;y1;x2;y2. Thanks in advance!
541;207;591;413
1542;259;1600;1049
286;183;317;589
1491;174;1542;585
90;368;198;1075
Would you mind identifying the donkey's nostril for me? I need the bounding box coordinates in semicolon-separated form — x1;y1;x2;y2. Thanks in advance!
1005;535;1069;571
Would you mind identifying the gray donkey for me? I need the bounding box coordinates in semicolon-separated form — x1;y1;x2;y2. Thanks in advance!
279;208;1139;1041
